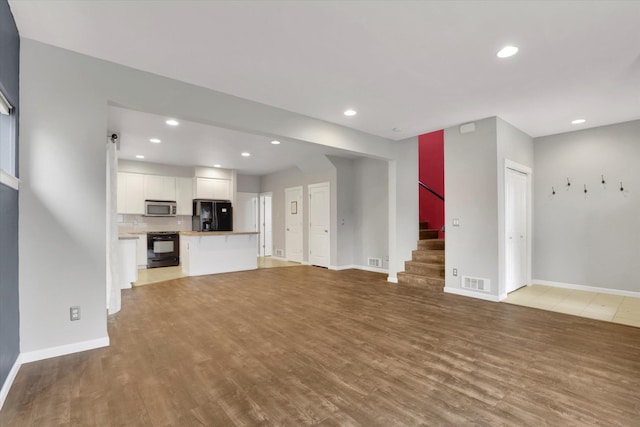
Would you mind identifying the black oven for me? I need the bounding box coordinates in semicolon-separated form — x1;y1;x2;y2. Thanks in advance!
147;232;180;268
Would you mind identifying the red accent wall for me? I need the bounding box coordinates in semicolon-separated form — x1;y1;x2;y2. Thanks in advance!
418;130;445;238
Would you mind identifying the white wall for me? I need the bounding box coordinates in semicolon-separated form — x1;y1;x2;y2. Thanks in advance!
19;39;405;357
533;119;640;293
444;117;500;297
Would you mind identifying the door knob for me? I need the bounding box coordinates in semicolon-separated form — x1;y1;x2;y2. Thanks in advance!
286;228;290;231
324;230;328;233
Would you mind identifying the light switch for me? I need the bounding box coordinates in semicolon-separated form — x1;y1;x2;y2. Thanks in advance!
453;218;460;226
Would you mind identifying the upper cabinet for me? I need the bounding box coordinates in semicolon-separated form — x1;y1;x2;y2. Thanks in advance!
117;172;145;214
176;177;194;215
195;177;231;200
143;175;176;201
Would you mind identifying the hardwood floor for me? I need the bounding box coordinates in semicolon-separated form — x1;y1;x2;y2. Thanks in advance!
2;266;640;426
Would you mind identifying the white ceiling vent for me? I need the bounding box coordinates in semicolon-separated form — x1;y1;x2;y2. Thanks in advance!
461;276;490;293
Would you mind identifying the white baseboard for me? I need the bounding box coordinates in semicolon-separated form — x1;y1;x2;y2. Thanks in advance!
387;276;398;284
330;264;389;274
270;256;288;262
21;336;110;364
444;286;501;302
532;279;640;298
0;354;22;411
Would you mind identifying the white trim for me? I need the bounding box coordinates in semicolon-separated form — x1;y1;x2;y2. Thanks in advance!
0;354;21;411
330;264;389;274
21;337;110;364
532;279;640;299
387;276;398;284
444;286;501;302
0;169;19;190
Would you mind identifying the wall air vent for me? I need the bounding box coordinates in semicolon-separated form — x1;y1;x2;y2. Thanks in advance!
461;276;490;293
367;257;382;268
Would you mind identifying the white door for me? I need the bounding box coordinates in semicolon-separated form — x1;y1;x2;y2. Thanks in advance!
285;186;303;263
308;182;330;267
259;194;273;257
505;167;528;293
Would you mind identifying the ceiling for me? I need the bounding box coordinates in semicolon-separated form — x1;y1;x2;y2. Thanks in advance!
9;1;640;142
108;106;359;175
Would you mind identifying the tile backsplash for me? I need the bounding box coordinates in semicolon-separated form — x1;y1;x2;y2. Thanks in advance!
118;214;192;233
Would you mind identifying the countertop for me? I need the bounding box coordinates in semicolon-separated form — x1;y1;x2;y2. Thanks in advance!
180;231;260;236
118;233;140;240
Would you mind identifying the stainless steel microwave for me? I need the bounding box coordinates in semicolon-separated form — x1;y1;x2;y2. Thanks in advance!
144;200;177;217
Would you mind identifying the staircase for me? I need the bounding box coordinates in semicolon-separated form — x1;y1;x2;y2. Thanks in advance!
397;222;444;289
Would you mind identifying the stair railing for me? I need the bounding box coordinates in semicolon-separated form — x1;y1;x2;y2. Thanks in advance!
418;181;444;201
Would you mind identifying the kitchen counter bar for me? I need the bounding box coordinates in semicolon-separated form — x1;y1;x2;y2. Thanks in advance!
180;231;259;276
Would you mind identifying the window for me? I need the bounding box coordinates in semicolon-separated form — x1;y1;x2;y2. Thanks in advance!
0;88;18;189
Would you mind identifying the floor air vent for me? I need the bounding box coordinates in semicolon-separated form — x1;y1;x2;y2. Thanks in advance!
367;257;382;268
462;276;490;292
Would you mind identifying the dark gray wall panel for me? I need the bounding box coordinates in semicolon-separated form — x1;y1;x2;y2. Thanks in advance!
0;0;21;388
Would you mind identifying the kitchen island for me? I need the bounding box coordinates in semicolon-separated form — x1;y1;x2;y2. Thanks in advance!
179;231;259;276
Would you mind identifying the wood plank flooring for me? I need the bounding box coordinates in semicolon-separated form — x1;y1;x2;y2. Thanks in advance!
2;266;640;426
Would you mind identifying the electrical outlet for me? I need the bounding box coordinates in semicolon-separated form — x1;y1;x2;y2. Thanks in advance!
453;218;460;227
70;306;81;321
453;268;458;277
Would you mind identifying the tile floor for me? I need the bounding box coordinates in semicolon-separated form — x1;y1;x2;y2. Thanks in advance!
133;257;300;287
504;284;640;328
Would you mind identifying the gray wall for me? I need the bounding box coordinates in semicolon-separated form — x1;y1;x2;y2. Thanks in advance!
237;174;261;193
353;157;389;269
0;0;20;391
496;118;534;295
388;138;419;279
533;119;640;292
260;164;335;264
444;118;500;296
118;159;194;177
18;38;417;355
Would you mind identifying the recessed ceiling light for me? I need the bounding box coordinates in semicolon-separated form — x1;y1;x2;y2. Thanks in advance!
571;119;586;124
165;119;179;126
135;155;145;159
497;45;518;58
149;138;161;143
213;164;221;168
241;152;251;157
271;140;281;145
344;109;357;116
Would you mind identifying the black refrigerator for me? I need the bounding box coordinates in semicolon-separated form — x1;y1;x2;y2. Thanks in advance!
192;199;233;232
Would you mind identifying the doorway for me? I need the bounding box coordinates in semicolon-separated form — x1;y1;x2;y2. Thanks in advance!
285;186;303;263
308;182;330;267
259;193;273;257
504;163;531;294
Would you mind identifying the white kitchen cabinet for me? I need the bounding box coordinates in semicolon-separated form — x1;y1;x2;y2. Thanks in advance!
144;175;176;201
117;172;144;214
195;177;231;200
136;234;148;269
176;177;194;215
